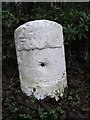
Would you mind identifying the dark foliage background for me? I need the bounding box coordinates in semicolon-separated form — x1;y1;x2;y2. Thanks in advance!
2;2;90;120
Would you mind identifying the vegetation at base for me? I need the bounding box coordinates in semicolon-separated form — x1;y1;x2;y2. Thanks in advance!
2;2;90;120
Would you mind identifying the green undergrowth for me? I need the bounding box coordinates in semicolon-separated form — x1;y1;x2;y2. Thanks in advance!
2;3;90;120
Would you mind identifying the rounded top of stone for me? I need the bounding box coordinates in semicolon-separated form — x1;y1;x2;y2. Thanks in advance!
15;20;62;31
14;20;64;50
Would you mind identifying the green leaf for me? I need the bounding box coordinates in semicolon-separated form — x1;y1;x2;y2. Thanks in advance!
78;33;82;40
85;25;88;31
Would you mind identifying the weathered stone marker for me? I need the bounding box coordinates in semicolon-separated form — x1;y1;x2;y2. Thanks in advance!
14;20;67;101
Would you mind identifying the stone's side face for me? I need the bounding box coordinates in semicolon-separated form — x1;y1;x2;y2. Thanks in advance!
14;20;67;101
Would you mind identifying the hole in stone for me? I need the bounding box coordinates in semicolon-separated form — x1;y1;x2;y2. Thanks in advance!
33;88;36;92
40;63;45;67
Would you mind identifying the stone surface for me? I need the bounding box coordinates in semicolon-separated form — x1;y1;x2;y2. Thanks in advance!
14;20;67;100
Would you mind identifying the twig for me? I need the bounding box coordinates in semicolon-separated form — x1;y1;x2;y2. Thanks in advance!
10;68;17;82
36;99;51;112
19;102;38;111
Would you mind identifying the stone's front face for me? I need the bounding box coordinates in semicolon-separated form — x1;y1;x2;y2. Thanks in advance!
14;20;67;101
14;20;63;50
